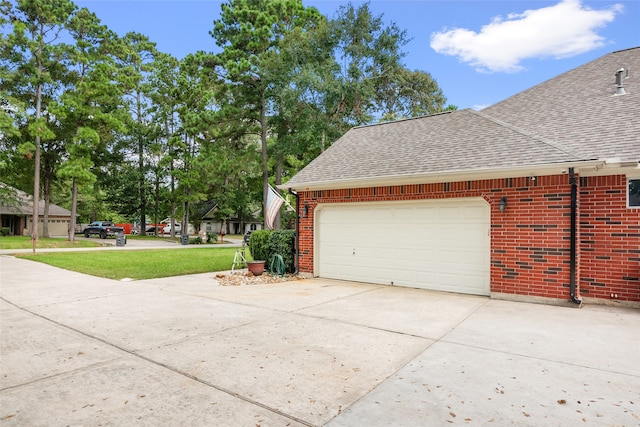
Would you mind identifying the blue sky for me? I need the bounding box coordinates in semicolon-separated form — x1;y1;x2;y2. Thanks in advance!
76;0;639;110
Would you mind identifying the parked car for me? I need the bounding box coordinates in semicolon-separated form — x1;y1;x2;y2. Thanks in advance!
163;223;181;234
145;225;161;235
83;221;124;239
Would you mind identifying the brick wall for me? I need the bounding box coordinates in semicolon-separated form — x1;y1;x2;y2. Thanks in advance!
579;175;640;301
296;174;640;303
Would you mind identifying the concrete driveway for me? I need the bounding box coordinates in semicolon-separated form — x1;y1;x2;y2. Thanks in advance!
1;255;638;426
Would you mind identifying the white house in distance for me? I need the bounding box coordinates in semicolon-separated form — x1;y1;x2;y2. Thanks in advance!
0;183;73;237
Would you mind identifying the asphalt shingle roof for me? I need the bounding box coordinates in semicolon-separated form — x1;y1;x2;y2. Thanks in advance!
286;109;581;187
484;47;640;161
284;47;640;189
0;183;72;217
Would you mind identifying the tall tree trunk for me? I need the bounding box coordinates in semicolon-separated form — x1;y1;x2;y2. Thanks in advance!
139;138;146;234
42;172;50;238
69;179;77;242
169;117;176;238
31;20;47;253
137;92;146;235
261;92;268;229
183;200;190;237
32;139;41;252
154;169;160;235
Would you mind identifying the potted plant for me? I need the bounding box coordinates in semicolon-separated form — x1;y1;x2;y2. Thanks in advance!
247;230;269;276
247;260;265;276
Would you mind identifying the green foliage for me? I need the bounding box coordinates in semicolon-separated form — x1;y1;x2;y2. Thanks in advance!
206;232;218;244
376;68;447;119
267;229;295;273
0;227;10;236
212;0;324;228
248;229;295;272
248;229;271;261
1;0;449;236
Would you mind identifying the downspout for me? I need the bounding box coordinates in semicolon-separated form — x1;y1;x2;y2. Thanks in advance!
568;168;582;305
289;188;300;274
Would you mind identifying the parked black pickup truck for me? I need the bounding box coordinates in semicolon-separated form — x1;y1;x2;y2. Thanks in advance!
83;221;124;239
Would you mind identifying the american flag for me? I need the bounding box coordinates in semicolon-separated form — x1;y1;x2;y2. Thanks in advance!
265;185;284;229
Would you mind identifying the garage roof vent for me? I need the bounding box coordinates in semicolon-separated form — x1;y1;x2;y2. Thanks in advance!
614;68;628;96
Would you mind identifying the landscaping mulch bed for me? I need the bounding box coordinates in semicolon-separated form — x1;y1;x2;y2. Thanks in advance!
215;271;304;286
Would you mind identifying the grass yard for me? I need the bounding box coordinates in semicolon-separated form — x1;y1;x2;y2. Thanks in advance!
0;235;99;250
17;247;250;280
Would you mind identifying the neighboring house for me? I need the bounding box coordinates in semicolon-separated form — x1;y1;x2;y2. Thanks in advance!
197;201;263;235
0;184;73;237
281;47;640;306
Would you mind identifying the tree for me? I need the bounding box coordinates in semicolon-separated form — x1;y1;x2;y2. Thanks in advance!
328;2;409;125
147;52;180;234
56;7;123;240
211;0;321;229
1;0;77;249
376;68;447;121
266;3;439;219
112;32;158;232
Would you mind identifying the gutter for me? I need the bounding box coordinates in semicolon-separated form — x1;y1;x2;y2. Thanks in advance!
288;188;300;274
279;160;605;192
568;168;582;305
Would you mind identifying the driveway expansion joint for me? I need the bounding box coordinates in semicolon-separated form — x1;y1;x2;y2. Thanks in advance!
1;296;316;426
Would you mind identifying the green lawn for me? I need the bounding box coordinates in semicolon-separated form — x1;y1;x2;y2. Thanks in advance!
0;236;99;250
16;247;251;280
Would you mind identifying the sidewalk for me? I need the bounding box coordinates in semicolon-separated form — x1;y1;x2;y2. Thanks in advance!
0;236;243;255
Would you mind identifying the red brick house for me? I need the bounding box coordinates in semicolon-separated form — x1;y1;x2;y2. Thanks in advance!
281;47;640;307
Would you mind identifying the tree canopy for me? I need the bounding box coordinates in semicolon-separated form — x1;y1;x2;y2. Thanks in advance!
0;0;453;237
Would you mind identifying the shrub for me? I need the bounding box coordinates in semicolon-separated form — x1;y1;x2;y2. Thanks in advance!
192;236;203;244
248;229;270;261
268;229;296;273
206;232;218;244
0;227;9;236
248;229;296;272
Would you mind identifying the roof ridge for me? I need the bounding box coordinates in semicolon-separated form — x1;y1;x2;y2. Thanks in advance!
353;110;457;130
611;46;640;54
472;110;586;160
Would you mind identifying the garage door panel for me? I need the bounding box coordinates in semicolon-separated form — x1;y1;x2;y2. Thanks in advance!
317;198;490;296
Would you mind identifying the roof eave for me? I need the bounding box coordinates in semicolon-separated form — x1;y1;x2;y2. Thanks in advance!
279;160;609;191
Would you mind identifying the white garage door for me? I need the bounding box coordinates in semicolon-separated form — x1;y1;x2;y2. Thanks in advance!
316;198;490;295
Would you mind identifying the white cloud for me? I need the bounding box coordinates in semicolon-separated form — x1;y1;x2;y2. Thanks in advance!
471;104;490;111
430;0;623;73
